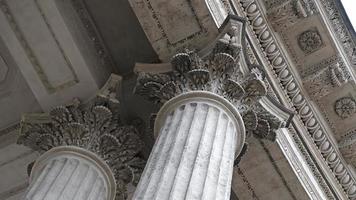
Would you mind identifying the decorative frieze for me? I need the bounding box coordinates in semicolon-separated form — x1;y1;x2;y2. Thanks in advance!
238;0;356;198
265;0;316;31
319;0;356;75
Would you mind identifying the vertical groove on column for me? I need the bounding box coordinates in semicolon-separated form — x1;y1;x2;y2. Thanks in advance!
97;188;106;200
73;168;99;200
42;158;69;198
185;108;221;199
87;179;105;200
156;103;207;200
43;158;79;199
146;103;198;199
215;122;235;200
133;100;239;200
226;122;237;200
136;105;189;199
70;163;90;199
56;159;80;199
152;103;199;199
29;158;67;200
26;159;54;198
170;103;209;199
58;163;89;200
202;113;229;200
26;157;107;200
133;110;177;196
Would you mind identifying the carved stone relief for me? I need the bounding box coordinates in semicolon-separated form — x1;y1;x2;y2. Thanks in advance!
334;97;356;119
297;28;324;54
278;15;336;71
265;0;316;31
238;0;356;198
266;7;350;104
320;0;356;73
317;83;356;140
339;129;356;170
303;56;350;99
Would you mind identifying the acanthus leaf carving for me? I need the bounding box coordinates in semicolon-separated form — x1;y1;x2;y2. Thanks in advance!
134;17;290;144
18;74;145;200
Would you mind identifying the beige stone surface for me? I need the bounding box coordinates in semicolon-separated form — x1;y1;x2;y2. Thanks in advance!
232;137;309;200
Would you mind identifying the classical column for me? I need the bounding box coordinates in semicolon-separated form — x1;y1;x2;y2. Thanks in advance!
18;74;146;200
132;16;288;200
133;92;245;200
25;147;114;200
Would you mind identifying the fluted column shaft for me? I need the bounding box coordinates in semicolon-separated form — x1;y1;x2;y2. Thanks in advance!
25;146;116;200
133;92;245;200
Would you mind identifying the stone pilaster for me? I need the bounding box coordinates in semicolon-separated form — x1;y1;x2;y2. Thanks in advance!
18;74;146;200
132;16;291;200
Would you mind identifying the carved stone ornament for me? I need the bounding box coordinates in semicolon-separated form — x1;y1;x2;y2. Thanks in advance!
335;97;356;119
266;0;316;30
329;62;347;87
239;0;356;198
297;28;324;54
18;74;145;200
134;16;291;144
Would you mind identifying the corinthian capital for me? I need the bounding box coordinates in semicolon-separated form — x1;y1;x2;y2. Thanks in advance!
134;16;292;143
18;74;145;200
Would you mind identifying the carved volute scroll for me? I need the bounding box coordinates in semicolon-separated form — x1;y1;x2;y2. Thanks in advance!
18;74;146;200
134;16;293;158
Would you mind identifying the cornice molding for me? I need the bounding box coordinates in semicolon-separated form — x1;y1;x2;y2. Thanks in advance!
233;0;356;198
315;0;356;81
277;129;335;200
